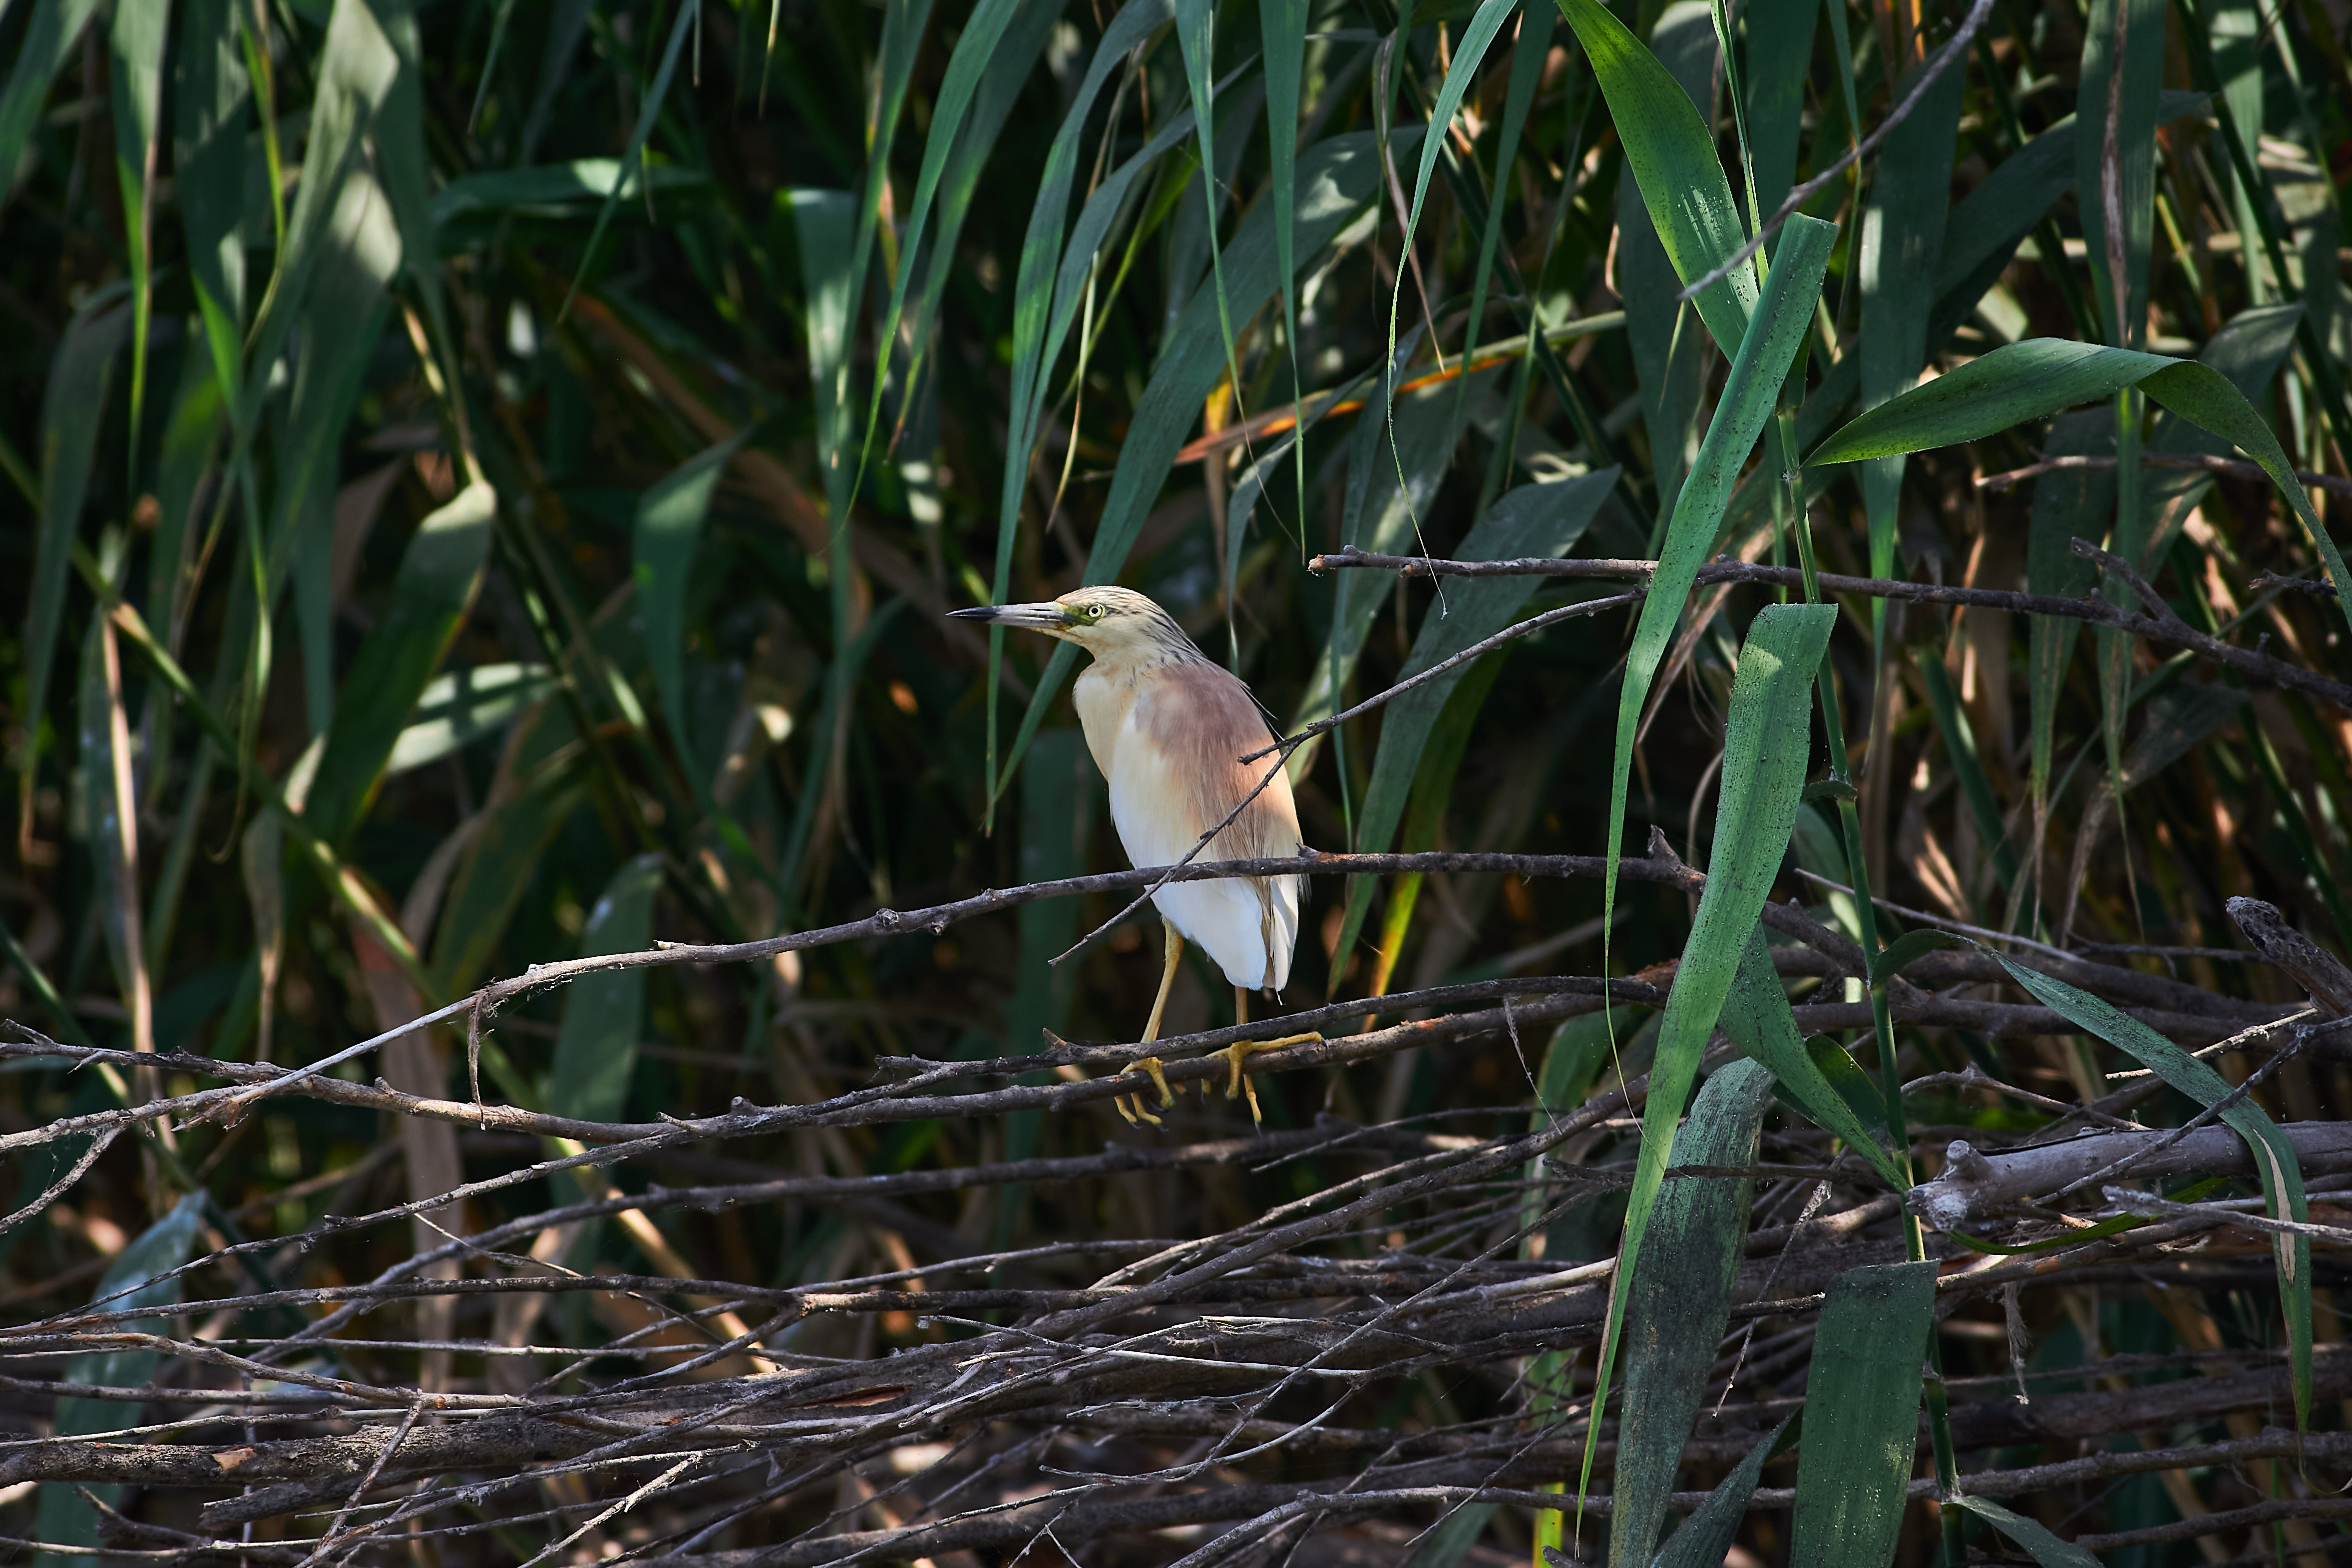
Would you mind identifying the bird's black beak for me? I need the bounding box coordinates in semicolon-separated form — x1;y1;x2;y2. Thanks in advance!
948;601;1071;630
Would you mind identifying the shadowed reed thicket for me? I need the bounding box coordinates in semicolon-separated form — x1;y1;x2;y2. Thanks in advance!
4;0;2352;1559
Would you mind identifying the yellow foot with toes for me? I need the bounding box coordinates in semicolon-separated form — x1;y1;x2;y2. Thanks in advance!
1113;1056;1174;1127
1219;1034;1320;1128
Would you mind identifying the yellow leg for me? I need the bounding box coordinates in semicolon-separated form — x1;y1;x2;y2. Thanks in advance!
1221;988;1320;1129
1142;922;1183;1045
1110;925;1188;1128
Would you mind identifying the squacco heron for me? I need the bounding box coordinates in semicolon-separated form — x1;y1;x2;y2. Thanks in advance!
951;587;1317;1126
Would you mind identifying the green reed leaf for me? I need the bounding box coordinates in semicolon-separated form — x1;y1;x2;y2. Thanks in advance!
1579;597;1836;1521
1609;1057;1776;1567
1788;1259;1937;1568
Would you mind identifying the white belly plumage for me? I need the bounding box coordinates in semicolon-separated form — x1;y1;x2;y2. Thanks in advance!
1111;786;1302;992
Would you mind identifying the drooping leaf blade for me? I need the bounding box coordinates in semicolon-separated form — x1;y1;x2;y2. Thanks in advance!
1608;1057;1777;1566
1787;1259;1938;1568
1808;337;2352;621
1718;929;1907;1187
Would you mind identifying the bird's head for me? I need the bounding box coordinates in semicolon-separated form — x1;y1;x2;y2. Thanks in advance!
949;586;1194;659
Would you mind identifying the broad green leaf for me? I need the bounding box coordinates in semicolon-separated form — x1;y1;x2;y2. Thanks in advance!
241;0;403;433
1955;1496;2101;1568
1651;1415;1799;1568
1608;1058;1776;1567
819;0;933;508
303;483;497;848
1553;0;1758;355
1601;216;1835;962
2208;0;2270;307
1992;954;2313;1428
22;290;129;821
1534;1008;1621;1127
1789;802;1859;939
999;129;1412;795
171;0;253;402
787;183;866;892
1170;0;1250;396
432;159;708;226
1719;928;1906;1187
1228;354;1389;587
1806;1033;1895;1148
34;1193;205;1565
1357;650;1509;999
1808;337;2352;622
1581;599;1836;1510
549;853;665;1124
1788;1259;1936;1568
353;0;435;333
0;0;104;218
1037;82;1228;485
898;0;1059;412
636;431;757;769
1330;468;1615;967
386;664;559;776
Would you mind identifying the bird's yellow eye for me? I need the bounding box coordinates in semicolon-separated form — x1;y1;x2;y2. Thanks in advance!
1080;603;1105;622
